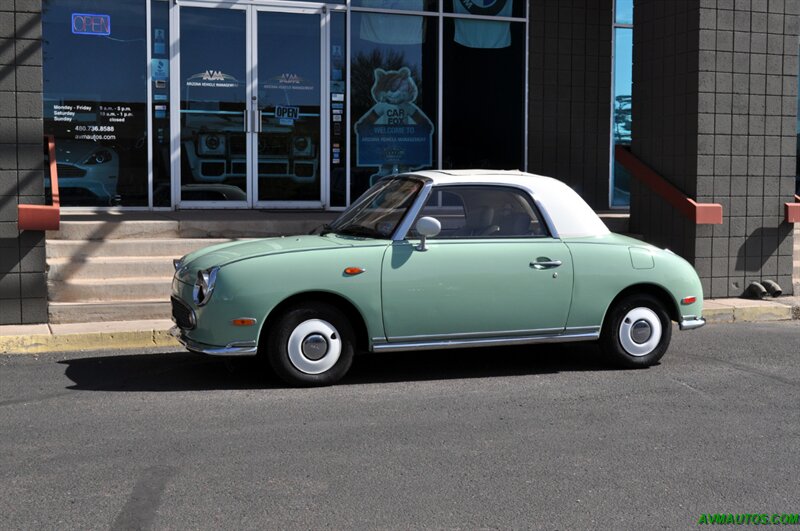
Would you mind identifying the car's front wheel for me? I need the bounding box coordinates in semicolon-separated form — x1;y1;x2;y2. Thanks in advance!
600;294;672;368
266;302;355;386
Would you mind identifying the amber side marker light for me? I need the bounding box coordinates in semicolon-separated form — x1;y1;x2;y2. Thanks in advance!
344;267;365;276
681;296;697;305
232;318;257;326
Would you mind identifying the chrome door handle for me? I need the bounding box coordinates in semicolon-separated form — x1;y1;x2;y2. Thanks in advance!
530;259;562;270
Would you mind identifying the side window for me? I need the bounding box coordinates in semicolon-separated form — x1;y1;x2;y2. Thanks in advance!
410;185;549;239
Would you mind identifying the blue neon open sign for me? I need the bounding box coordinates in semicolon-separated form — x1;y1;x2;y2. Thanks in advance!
71;13;111;36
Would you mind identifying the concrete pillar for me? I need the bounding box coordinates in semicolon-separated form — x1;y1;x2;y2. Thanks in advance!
0;0;47;325
528;0;613;209
631;0;797;297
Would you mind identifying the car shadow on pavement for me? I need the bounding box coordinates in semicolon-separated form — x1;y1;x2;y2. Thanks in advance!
60;342;621;392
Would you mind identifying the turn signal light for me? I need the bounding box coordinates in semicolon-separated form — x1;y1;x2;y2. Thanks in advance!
681;296;697;305
344;267;365;276
232;318;256;326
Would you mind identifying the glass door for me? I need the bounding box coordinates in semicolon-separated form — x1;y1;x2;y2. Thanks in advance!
177;4;250;206
254;8;324;207
173;4;325;209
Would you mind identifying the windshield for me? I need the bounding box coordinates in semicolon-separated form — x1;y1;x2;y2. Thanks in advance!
326;177;424;239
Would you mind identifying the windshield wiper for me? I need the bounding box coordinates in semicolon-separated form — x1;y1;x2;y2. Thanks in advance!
310;223;333;235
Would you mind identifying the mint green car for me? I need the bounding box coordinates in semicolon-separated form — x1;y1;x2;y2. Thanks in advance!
171;170;705;386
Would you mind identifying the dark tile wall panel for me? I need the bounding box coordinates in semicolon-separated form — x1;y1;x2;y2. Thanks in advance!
631;0;796;298
528;0;613;209
0;0;46;325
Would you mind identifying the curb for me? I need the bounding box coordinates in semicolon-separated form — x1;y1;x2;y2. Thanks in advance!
0;300;798;356
0;329;179;355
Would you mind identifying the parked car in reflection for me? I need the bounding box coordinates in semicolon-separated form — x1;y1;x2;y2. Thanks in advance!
49;140;120;206
182;113;318;184
170;170;705;386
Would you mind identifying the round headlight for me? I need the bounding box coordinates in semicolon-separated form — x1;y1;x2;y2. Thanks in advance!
205;135;220;150
85;149;113;164
294;137;309;151
193;266;219;306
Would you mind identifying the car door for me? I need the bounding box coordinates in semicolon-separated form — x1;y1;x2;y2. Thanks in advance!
380;185;574;342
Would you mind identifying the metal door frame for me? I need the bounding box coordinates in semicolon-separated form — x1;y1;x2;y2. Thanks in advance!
170;0;327;209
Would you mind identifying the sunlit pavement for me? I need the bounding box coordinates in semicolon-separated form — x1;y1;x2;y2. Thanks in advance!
1;320;799;529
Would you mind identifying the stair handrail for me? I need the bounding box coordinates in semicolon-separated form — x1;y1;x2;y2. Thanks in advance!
18;135;60;231
785;194;800;223
615;145;723;225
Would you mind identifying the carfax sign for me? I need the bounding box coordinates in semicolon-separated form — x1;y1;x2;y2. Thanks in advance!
355;67;433;168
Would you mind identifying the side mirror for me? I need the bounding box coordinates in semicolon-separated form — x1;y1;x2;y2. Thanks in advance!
415;216;441;251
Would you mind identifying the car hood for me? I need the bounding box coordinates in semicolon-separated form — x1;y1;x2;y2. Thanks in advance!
56;140;108;165
176;234;366;282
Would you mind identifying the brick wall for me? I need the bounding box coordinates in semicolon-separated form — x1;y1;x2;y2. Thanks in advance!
528;0;613;209
0;0;47;325
631;0;797;298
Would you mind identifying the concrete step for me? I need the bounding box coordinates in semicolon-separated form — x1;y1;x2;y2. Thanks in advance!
47;220;179;240
46;238;233;259
48;277;172;303
47;215;336;240
47;256;175;281
48;301;171;324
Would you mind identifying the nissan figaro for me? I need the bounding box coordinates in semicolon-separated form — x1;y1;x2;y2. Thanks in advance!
171;170;705;386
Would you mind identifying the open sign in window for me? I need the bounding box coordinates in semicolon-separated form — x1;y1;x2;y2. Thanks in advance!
71;13;111;36
275;105;300;125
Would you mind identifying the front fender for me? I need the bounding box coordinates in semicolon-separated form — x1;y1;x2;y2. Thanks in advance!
176;244;388;349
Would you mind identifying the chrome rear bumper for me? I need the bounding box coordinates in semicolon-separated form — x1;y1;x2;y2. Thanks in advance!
170;326;257;356
678;317;706;331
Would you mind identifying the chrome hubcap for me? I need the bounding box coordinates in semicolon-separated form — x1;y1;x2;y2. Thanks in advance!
287;319;342;374
619;307;662;357
630;320;652;344
301;334;328;361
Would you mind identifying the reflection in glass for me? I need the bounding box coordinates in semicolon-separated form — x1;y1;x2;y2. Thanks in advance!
330;12;347;207
612;27;633;207
616;0;634;25
257;11;321;203
445;0;525;19
350;12;438;201
43;0;148;206
351;0;436;11
442;19;524;171
179;8;247;203
151;0;171;206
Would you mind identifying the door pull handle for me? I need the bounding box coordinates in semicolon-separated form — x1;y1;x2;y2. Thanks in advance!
530;259;562;270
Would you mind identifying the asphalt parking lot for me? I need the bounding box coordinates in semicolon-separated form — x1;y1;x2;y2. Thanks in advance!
1;320;799;529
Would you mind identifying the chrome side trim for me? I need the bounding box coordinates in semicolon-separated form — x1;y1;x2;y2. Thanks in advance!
386;327;564;342
565;326;602;335
371;331;600;353
679;317;706;331
170;326;257;356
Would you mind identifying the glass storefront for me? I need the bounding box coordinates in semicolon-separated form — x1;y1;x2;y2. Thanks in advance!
43;0;148;207
611;0;633;208
42;0;528;210
349;10;438;200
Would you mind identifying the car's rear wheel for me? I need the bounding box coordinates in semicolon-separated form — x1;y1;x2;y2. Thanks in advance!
601;294;672;368
266;302;354;386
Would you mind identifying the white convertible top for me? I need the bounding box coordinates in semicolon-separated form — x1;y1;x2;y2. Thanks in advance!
409;170;610;238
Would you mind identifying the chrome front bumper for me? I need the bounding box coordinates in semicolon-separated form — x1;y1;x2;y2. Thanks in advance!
678;317;706;331
170;326;258;356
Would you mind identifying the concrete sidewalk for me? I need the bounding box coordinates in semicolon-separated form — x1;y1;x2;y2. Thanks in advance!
1;297;798;355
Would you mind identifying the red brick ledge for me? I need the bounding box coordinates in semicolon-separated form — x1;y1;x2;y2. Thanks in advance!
615;145;723;225
785;195;800;223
